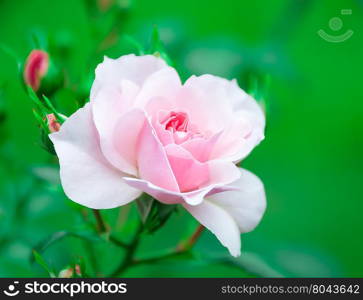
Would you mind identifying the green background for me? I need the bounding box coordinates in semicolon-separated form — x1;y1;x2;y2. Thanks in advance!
0;0;362;277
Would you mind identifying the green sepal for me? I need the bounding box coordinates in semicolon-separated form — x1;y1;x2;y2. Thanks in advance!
40;128;56;155
136;194;177;234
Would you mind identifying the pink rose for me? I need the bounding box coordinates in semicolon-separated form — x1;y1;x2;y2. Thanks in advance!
50;54;266;256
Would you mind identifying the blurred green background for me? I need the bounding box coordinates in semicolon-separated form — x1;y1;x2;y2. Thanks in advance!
0;0;362;277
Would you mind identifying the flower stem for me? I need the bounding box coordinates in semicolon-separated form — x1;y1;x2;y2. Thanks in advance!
110;223;143;277
133;225;205;266
177;224;204;252
109;224;204;276
92;209;129;249
92;209;107;234
109;236;129;248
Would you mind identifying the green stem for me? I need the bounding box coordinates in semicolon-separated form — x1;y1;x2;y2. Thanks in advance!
109;223;204;276
92;209;107;234
132;250;186;266
177;224;204;252
110;223;143;277
109;236;129;248
133;225;204;266
92;209;129;249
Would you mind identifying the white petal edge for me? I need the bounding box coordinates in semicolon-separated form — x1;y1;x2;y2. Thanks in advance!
123;176;239;206
183;168;266;256
49;103;142;209
90;54;169;99
184;200;241;257
185;75;265;162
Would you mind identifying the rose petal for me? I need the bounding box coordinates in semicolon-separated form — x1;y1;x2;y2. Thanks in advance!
91;55;181;175
184;200;241;256
180;132;221;162
123;176;236;205
165;144;209;193
136;118;180;192
209;168;266;232
165;144;240;195
145;97;177;121
112;109;146;173
177;74;239;132
151;109;175;146
92;80;140;175
134;67;182;109
122;177;184;204
173;85;228;133
49;103;141;209
183;168;266;256
210;117;258;162
91;54;168;99
124;146;240;206
184;75;265;161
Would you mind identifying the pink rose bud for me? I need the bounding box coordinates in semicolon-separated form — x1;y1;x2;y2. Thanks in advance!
23;50;49;91
46;113;61;133
58;267;73;278
75;264;81;276
58;264;81;278
98;0;113;11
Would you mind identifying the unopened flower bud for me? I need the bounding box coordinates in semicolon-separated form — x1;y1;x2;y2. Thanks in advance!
75;264;81;276
58;264;81;278
58;267;73;278
23;49;63;95
46;113;61;133
23;50;49;91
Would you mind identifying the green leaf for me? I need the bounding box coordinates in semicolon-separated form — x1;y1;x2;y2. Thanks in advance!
27;86;49;115
31;165;60;184
32;109;50;134
32;250;56;278
246;73;270;116
216;252;284;278
148;26;174;66
0;44;22;72
32;231;101;261
122;35;145;55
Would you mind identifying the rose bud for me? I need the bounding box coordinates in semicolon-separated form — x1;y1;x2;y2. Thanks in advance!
58;267;73;278
74;264;81;276
23;50;49;91
58;264;81;278
23;49;63;95
46;113;61;133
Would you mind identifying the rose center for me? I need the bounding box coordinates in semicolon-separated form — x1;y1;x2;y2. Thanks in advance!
164;111;189;132
159;111;202;144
